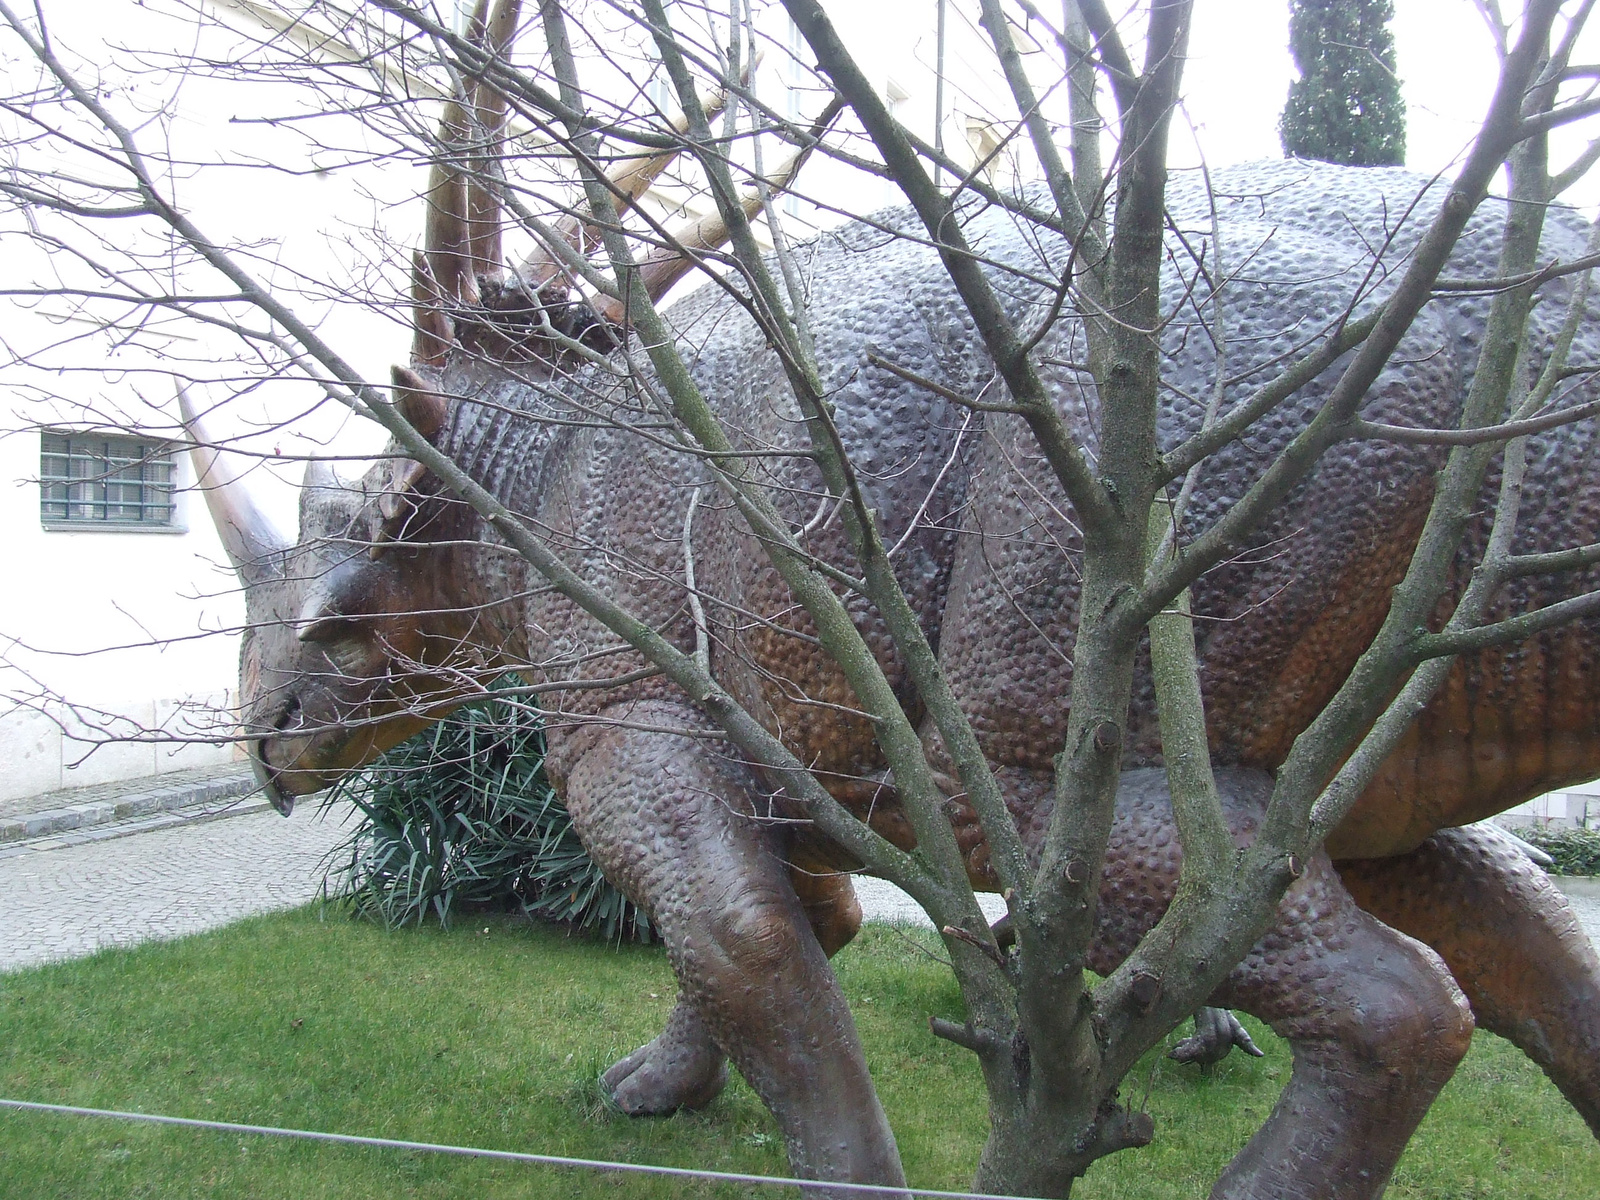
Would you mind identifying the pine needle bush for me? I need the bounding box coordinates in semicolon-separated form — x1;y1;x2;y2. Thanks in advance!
321;678;651;941
1517;824;1600;877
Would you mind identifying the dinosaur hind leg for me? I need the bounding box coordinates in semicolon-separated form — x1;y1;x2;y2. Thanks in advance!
1338;824;1600;1137
788;838;866;957
1089;770;1472;1198
1210;852;1474;1200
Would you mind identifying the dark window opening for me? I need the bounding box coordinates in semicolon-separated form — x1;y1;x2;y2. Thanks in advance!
40;431;177;528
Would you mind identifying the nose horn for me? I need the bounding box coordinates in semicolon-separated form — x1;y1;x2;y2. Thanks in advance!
176;387;290;577
303;458;340;491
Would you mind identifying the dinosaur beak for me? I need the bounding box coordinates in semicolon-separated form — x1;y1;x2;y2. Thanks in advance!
250;749;295;817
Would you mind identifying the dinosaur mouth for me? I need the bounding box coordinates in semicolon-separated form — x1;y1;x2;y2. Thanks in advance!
249;695;305;816
251;746;295;817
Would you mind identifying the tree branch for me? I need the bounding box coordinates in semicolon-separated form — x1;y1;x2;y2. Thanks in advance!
1354;392;1600;445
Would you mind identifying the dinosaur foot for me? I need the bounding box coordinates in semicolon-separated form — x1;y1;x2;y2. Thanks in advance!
602;999;729;1115
1170;1007;1264;1066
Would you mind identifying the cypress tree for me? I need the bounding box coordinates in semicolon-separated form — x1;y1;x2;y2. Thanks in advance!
1280;0;1406;166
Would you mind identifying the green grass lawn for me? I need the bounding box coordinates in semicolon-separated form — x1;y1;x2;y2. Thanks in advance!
0;909;1594;1198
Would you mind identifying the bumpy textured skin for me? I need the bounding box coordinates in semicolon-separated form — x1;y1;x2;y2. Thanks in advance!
1097;772;1474;1200
247;162;1600;1197
1340;823;1600;1137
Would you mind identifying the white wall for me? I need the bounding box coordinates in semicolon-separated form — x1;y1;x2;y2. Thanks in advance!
0;422;243;800
0;0;406;800
1502;781;1600;830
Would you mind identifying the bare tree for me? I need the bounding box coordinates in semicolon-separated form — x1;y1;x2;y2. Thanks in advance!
5;1;1600;1196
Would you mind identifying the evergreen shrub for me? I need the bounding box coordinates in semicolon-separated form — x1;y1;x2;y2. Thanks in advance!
1280;0;1407;166
1517;824;1600;877
322;678;651;940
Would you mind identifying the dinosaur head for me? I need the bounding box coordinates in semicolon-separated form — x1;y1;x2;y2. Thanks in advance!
181;376;495;815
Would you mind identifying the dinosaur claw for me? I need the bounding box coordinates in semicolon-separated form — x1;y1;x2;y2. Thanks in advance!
601;1004;730;1115
1170;1007;1263;1065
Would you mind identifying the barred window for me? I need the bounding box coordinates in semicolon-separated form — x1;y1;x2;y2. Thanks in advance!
40;431;177;528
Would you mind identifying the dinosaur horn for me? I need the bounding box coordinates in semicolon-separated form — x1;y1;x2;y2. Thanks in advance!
421;0;524;312
594;97;843;318
636;148;814;306
517;56;762;290
597;54;761;227
423;134;479;312
302;458;340;491
411;249;456;367
176;386;289;577
465;0;521;281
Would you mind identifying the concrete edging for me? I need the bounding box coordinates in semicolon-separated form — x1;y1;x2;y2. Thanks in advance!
0;767;259;846
1554;874;1600;899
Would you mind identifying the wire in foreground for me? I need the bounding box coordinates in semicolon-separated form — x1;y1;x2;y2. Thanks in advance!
0;1097;1046;1200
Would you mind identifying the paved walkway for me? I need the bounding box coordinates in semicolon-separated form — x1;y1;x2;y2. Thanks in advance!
0;803;354;973
1560;877;1600;946
0;763;256;824
1;764;260;845
1;787;1596;975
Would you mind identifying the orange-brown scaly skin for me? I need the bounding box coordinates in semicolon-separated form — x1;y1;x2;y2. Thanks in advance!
1331;620;1600;857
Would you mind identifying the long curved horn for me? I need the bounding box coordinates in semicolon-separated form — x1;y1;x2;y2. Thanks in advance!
516;57;764;290
422;0;525;310
465;0;522;278
588;97;843;320
176;386;289;576
586;61;759;233
594;138;827;321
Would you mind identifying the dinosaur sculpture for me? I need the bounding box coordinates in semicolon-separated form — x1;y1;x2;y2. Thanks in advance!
179;17;1600;1200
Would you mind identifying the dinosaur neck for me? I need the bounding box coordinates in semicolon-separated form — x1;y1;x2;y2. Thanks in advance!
421;358;569;669
435;358;563;512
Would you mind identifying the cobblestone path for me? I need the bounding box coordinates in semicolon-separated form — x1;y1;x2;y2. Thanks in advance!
0;807;352;973
1562;884;1600;948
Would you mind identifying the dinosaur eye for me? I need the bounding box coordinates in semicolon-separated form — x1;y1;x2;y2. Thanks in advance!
323;635;376;679
296;571;365;643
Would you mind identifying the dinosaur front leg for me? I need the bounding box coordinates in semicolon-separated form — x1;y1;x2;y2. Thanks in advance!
601;861;863;1115
1338;824;1600;1137
1210;852;1474;1200
601;995;729;1115
555;700;905;1191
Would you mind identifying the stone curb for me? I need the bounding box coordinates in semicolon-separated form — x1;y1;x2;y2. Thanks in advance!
0;767;260;846
1555;874;1600;898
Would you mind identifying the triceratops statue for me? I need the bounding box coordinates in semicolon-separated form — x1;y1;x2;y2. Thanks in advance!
180;5;1600;1197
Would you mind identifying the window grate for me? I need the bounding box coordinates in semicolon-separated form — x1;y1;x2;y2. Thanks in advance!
40;431;177;527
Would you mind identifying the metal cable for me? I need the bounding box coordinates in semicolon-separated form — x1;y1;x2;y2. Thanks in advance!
0;1097;1045;1199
